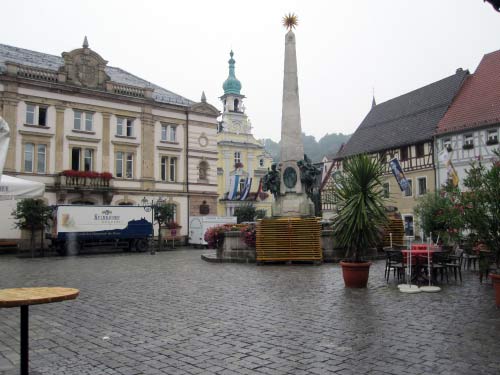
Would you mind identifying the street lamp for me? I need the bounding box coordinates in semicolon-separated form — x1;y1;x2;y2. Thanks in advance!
153;196;166;254
141;196;154;255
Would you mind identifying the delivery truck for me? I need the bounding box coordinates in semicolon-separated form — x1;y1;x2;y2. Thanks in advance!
188;216;237;247
47;205;153;255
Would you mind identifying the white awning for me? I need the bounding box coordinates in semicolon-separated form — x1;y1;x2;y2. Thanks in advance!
0;175;45;200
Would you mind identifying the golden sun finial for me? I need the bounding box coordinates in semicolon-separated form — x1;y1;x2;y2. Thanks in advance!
282;13;298;30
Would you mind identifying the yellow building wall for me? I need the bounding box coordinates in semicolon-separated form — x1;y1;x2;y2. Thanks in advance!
216;132;274;217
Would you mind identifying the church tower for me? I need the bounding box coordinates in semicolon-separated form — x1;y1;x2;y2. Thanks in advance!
219;50;250;134
216;51;273;216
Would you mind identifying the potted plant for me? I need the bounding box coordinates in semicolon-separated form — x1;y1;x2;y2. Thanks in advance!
332;154;388;288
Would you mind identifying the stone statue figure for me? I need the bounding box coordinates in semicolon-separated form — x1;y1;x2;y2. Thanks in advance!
297;154;322;200
262;163;281;198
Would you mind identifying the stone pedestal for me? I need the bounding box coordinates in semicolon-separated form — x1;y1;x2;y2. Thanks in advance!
272;193;314;217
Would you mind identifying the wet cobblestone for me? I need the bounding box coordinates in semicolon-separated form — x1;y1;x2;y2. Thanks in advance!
0;249;499;374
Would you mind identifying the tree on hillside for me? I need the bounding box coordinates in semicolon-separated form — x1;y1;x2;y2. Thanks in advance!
262;132;351;163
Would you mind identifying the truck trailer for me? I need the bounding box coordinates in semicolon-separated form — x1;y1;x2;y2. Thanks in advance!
47;205;153;255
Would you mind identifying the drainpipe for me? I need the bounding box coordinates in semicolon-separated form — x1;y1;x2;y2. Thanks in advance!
185;109;190;235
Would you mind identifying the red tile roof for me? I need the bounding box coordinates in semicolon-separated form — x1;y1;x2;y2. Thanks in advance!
436;50;500;135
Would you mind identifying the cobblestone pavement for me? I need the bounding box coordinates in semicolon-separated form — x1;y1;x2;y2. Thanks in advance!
0;249;499;375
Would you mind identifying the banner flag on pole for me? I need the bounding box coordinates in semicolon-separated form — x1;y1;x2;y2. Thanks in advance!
389;158;409;191
254;178;263;200
240;178;252;201
227;175;240;200
438;149;459;187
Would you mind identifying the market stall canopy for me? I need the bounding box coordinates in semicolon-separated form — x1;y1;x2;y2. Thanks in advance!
0;174;45;200
0;117;45;199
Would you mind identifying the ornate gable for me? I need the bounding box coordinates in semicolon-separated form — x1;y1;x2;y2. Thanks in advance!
189;102;220;117
60;37;110;89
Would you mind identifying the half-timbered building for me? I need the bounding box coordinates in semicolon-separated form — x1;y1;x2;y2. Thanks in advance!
435;50;500;188
325;69;469;239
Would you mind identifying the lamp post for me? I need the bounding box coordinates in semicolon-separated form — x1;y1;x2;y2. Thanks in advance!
141;197;154;255
154;197;165;254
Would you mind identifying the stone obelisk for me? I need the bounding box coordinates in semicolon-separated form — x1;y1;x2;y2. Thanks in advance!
273;15;314;217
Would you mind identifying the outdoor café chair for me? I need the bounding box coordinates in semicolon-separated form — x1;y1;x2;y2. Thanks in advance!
446;248;464;282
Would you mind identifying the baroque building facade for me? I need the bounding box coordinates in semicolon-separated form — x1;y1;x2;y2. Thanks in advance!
216;51;273;216
0;38;219;240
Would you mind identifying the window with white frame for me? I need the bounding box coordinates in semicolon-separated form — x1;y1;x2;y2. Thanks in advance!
487;129;498;144
160;156;168;181
443;138;452;151
403;179;413;197
25;104;47;126
71;147;94;171
24;143;46;173
24;143;34;172
464;134;473;146
116;151;134;179
417;177;427;196
84;149;93;171
117;117;133;137
74;110;93;131
170;126;177;142
169;157;177;182
382;182;390;198
404;215;414;237
160;124;177;142
234;151;241;165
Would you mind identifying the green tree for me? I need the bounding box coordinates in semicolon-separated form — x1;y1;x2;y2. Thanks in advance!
234;204;257;223
12;198;52;257
461;150;500;266
153;202;175;253
414;185;464;245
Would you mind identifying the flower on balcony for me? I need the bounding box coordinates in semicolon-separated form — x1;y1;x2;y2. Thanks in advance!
234;162;244;169
61;170;113;179
100;172;113;180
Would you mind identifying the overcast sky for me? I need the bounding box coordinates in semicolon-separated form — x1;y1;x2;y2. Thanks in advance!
2;1;500;141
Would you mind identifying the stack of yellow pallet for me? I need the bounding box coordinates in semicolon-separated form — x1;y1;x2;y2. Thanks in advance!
256;217;322;262
382;218;405;247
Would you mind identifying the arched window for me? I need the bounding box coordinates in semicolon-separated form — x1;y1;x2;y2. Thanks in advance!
199;161;209;180
234;99;239;112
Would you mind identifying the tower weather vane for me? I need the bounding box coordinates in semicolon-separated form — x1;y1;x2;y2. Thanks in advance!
282;13;298;30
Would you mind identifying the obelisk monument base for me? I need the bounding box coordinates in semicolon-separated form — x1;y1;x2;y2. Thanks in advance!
272;193;314;217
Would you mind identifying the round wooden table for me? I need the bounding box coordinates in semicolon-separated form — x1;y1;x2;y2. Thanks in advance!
0;287;79;375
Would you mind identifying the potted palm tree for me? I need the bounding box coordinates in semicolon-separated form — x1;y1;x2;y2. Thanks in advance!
332;154;388;288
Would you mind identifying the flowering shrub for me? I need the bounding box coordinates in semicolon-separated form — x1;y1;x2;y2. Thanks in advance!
204;225;232;249
240;224;256;248
61;170;113;179
234;162;244;169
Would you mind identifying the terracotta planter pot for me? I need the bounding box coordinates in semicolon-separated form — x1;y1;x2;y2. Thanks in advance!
340;261;372;288
490;273;500;307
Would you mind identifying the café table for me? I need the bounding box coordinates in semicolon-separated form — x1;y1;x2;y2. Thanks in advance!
401;249;441;284
0;287;79;375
